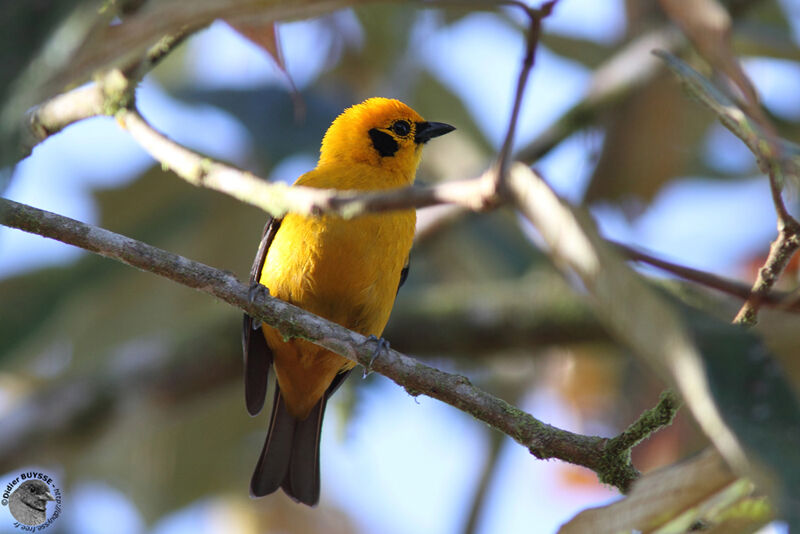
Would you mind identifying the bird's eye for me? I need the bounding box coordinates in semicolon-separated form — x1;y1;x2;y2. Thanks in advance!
29;487;35;493
391;120;411;137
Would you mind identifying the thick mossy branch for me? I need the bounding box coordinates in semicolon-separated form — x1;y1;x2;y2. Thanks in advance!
598;390;681;492
609;390;681;453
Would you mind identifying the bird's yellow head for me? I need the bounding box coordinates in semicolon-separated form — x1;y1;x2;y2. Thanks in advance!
318;97;454;184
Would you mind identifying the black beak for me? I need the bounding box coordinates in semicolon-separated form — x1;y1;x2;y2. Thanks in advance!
415;121;455;144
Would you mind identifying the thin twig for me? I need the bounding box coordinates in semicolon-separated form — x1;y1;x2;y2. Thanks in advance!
495;1;557;192
733;227;800;324
655;51;800;325
612;241;799;309
516;27;683;164
733;162;800;324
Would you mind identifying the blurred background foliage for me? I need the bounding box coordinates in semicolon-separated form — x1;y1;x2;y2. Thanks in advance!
0;0;799;533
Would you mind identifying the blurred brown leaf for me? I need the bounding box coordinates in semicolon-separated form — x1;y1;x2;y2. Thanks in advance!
225;19;285;72
583;71;713;207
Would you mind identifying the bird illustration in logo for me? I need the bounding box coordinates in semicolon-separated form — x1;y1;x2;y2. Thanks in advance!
8;480;55;526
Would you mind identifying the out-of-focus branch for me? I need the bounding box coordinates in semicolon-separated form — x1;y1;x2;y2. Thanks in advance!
506;161;800;526
505;161;750;478
615;241;756;299
652;51;800;213
462;421;507;534
387;271;609;354
0;197;654;491
22;29;194;159
613;241;800;310
515;0;768;165
0;326;241;471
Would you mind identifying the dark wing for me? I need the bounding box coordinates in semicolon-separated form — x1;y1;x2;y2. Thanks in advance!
242;217;282;416
396;257;410;296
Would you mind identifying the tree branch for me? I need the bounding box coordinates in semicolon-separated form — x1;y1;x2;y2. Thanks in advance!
599;390;681;492
654;50;800;326
0;196;654;491
119;106;498;217
494;1;557;192
612;241;800;310
505;161;754;479
516;1;770;165
733;226;800;324
25;81;497;220
22;28;194;159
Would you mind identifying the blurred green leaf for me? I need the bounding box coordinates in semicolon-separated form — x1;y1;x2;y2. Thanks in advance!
690;307;800;524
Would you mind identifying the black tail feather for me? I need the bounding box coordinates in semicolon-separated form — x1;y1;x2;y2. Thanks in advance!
282;399;325;505
249;370;353;506
250;388;295;499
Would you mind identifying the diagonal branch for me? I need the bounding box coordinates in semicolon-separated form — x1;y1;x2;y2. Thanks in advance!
0;196;666;492
505;161;752;479
25;80;497;219
612;241;800;310
22;28;194;160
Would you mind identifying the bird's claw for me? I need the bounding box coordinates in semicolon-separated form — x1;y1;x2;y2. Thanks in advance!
248;283;270;330
362;335;390;378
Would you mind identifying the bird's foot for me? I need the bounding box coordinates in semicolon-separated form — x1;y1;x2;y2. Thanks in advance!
362;335;390;378
247;283;270;330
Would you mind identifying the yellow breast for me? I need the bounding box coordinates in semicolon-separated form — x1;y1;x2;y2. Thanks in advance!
257;162;416;418
259;209;415;334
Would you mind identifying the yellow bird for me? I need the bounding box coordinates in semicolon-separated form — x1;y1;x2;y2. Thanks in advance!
242;97;454;505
